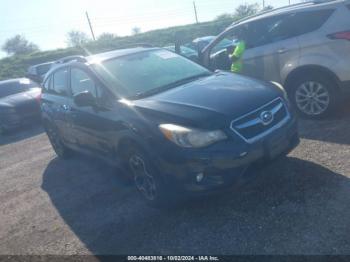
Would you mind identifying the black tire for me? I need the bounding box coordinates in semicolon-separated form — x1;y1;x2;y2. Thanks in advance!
123;146;175;207
288;72;339;119
45;123;72;159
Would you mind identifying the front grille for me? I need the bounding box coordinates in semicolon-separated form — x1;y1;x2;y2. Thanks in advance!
230;98;290;143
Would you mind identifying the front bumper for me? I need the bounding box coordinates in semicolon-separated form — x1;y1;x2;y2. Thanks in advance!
157;116;299;193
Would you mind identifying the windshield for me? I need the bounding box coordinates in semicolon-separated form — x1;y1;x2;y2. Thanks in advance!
93;49;210;98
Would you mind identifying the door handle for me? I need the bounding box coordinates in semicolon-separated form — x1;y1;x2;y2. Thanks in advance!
277;48;287;54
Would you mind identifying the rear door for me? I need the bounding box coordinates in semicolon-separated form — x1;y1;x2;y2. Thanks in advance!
41;67;73;143
241;14;300;83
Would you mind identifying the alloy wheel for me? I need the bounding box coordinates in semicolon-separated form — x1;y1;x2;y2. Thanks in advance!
295;81;330;116
129;155;157;201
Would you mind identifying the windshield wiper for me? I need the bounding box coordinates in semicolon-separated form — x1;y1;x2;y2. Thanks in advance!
130;72;212;99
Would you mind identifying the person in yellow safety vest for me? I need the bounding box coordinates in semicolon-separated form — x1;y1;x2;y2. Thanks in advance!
229;40;246;73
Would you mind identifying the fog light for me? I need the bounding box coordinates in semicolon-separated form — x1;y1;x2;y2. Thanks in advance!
196;173;204;183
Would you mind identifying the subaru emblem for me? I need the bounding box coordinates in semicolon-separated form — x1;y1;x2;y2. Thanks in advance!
260;111;274;126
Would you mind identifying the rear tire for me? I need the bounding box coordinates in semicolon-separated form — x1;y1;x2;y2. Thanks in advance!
288;72;339;119
45;124;72;159
123;146;175;208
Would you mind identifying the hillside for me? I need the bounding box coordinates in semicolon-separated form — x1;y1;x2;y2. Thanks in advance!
0;18;233;81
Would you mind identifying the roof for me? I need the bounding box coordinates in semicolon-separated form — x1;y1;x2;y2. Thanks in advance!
86;47;158;64
232;0;347;26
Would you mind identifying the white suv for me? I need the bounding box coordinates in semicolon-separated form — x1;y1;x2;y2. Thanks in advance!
202;0;350;118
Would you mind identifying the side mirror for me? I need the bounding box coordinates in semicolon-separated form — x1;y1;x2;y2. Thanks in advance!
74;91;96;107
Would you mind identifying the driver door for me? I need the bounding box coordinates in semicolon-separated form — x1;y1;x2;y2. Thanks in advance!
68;66;114;155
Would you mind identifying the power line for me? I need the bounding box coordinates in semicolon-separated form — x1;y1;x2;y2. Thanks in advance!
193;1;199;24
85;11;96;40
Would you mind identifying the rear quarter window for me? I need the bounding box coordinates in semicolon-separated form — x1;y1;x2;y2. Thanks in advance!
51;68;69;96
290;9;334;36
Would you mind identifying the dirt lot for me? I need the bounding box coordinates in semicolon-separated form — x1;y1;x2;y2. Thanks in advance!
1;105;350;255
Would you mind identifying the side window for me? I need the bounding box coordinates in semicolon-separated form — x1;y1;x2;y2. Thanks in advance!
70;68;97;97
245;9;333;48
52;68;69;96
289;9;334;36
246;15;291;48
42;76;51;92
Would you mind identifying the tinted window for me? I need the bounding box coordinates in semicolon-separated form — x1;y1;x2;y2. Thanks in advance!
245;9;333;48
0;81;29;98
71;68;97;97
347;4;350;10
290;9;334;36
42;76;51;92
52;68;68;96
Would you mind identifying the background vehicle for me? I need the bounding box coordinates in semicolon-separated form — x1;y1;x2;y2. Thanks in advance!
164;45;199;62
185;36;234;54
26;56;86;84
0;78;41;133
198;0;350;118
41;47;299;207
26;62;55;84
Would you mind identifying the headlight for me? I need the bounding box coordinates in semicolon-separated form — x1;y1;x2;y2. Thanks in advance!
271;81;289;101
159;124;227;148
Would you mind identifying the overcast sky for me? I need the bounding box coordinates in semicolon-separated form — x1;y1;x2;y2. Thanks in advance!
0;0;299;58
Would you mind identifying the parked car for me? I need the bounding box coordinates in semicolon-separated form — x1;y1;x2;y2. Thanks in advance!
200;0;350;118
27;61;55;83
41;47;299;206
0;78;41;133
26;56;86;84
185;36;234;53
164;45;199;62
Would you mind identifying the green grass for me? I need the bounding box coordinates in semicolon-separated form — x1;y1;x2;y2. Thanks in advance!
0;18;233;81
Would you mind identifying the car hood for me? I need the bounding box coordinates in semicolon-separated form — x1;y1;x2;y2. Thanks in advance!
131;72;281;129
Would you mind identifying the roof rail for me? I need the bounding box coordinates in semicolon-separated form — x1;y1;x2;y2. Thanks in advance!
55;55;87;64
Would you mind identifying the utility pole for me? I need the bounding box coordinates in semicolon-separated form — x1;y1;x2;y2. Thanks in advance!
193;1;199;24
85;11;96;41
262;0;265;8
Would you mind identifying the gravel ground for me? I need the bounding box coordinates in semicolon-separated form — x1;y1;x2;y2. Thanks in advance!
1;105;350;255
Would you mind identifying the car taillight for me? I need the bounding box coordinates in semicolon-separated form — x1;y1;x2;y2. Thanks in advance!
36;93;42;104
327;31;350;41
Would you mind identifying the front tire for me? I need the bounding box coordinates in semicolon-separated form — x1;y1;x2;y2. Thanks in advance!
289;73;338;119
124;146;174;207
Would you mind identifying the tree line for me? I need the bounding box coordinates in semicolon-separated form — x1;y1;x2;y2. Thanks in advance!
1;3;271;57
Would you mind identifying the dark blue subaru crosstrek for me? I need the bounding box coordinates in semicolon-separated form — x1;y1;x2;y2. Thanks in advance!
41;47;299;206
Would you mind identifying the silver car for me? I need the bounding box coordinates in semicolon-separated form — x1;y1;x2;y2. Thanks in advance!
202;0;350;118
